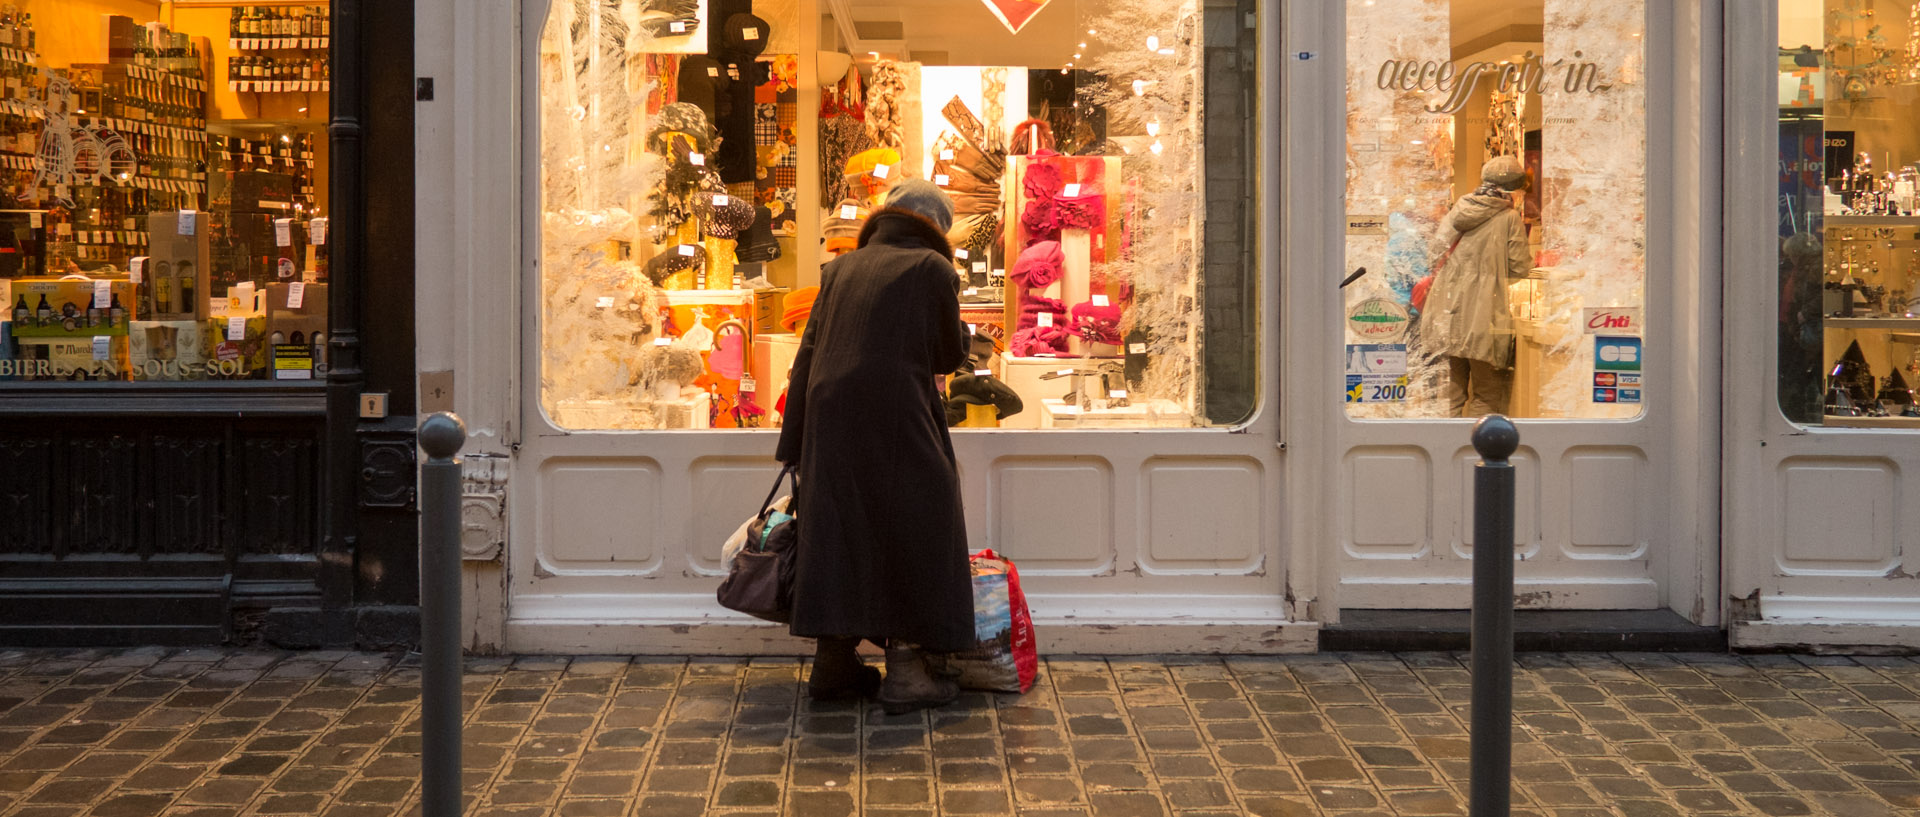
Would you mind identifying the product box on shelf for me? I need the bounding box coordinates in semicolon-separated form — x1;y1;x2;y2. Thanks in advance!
265;282;326;380
211;171;294;213
12;337;132;381
128;320;211;381
202;315;269;379
146;211;212;321
8;277;136;338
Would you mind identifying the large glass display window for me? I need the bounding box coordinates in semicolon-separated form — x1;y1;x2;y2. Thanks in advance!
0;2;333;385
1776;0;1920;428
1342;0;1647;420
537;0;1260;431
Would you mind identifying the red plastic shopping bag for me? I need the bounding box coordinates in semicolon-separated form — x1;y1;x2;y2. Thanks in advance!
946;549;1039;693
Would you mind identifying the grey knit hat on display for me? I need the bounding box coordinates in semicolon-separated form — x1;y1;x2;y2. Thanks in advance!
883;179;955;233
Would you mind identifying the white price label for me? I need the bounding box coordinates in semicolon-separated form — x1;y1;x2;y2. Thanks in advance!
741;375;757;392
1108;389;1128;399
1128;342;1148;354
596;296;615;308
309;218;328;245
934;174;950;186
1037;312;1054;327
707;66;719;77
28;212;40;228
972;262;986;273
713;194;730;206
689;152;705;166
93;281;111;308
670;21;687;33
963;287;979;295
654;337;673;346
227;316;247;340
974;369;992;376
1063;183;1082;197
872;163;890;179
1092;294;1109;307
93;336;111;361
1055;369;1074;376
288;282;307;309
274;218;293;246
129;257;146;283
839;205;859;220
677;244;697;257
940;149;955;161
178;211;195;235
955;249;969;260
742;26;761;41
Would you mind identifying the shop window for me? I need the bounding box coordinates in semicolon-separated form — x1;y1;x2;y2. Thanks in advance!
537;0;1261;431
1776;0;1920;428
0;3;333;384
1342;0;1647;420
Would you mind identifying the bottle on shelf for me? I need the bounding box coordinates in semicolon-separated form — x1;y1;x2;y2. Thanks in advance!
11;294;26;324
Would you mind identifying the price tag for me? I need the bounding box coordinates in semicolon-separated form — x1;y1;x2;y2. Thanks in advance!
839;204;859;220
1128;342;1148;354
972;261;986;273
93;281;111;308
596;296;615;308
713;194;729;206
1108;389;1128;399
677;244;696;257
940;149;955;161
741;374;757;392
93;336;110;361
669;21;687;33
123;217;137;231
309;217;327;245
707;66;719;77
274;218;293;246
1092;294;1110;307
934;174;950;186
1055;369;1074;376
129;257;146;283
955;248;969;260
967;324;978;335
974;369;992;376
742;26;761;41
178;210;195;235
288;281;306;309
28;211;39;228
963;287;978;295
227;316;247;341
872;163;890;179
654;337;673;346
1037;312;1054;327
689;152;705;166
1063;183;1082;197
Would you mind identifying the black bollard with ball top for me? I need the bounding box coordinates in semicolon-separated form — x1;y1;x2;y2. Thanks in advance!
1470;414;1518;817
418;412;466;817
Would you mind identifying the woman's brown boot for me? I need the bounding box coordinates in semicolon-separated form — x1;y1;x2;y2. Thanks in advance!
808;637;880;700
878;644;960;715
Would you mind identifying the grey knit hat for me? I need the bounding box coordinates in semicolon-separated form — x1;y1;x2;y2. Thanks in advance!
884;179;955;233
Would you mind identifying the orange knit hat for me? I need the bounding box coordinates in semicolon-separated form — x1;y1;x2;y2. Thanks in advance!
780;286;820;332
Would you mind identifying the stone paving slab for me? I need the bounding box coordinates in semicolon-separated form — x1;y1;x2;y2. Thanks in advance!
0;648;1915;816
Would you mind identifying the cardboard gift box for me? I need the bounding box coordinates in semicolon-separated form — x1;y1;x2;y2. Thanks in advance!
265;283;327;380
9;276;137;338
146;211;212;321
202;316;269;379
128;320;210;381
11;337;131;381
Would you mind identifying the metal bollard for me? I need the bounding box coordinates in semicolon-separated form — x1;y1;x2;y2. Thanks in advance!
419;412;467;817
1469;414;1519;817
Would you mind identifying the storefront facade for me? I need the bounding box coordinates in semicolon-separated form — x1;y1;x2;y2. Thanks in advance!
0;0;418;647
419;0;1914;655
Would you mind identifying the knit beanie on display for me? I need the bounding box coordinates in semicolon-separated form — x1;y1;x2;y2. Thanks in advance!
883;179;955;233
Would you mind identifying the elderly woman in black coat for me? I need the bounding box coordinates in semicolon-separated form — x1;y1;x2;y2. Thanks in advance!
775;179;975;713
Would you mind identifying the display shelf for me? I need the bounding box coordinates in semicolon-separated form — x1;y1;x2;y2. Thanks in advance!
228;37;330;52
1824;214;1920;227
1821;415;1920;429
1826;317;1920;331
228;80;329;94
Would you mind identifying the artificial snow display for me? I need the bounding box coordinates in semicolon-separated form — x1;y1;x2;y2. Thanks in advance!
1078;0;1205;419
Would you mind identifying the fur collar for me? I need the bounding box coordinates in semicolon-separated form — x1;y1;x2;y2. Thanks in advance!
857;208;953;259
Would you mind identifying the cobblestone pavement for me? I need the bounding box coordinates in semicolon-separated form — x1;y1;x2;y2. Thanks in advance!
1;649;1917;817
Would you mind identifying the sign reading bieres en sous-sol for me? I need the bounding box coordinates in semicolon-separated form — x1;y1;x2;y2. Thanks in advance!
0;358;253;379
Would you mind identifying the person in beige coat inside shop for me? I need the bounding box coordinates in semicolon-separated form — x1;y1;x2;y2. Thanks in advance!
1417;154;1535;417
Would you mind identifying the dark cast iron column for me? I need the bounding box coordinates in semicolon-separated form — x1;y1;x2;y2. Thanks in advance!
322;0;365;609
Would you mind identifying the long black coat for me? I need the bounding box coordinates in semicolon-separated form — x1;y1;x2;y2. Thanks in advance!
775;208;976;651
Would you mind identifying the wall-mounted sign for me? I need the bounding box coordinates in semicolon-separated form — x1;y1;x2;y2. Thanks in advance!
1376;50;1615;115
1581;307;1642;335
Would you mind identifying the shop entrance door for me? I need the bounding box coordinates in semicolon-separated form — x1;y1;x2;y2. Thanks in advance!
500;0;1302;654
1297;1;1720;620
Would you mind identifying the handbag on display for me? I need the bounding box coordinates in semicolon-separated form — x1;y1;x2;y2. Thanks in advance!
716;466;799;623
